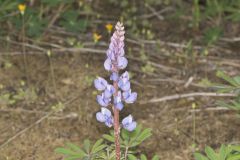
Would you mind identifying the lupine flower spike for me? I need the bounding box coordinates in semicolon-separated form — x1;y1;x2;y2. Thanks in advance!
94;22;137;160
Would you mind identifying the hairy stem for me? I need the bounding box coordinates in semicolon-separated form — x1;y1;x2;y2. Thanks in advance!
124;146;129;160
113;80;120;160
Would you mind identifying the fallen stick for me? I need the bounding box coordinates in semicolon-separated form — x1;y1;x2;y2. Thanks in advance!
140;92;237;104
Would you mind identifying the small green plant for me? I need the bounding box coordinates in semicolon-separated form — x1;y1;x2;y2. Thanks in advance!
56;125;159;160
203;27;223;46
0;93;16;106
214;71;240;94
59;10;88;33
213;71;240;112
194;145;240;160
141;63;155;74
192;0;201;29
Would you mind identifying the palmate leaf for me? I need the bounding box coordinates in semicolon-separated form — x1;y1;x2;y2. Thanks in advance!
231;146;240;152
128;154;138;160
83;139;91;153
56;139;106;160
66;143;85;153
194;145;240;160
129;128;152;147
194;153;209;160
151;155;160;160
219;145;231;160
228;154;240;160
103;134;115;143
140;154;147;160
91;139;106;154
227;145;240;160
205;146;219;160
55;147;86;159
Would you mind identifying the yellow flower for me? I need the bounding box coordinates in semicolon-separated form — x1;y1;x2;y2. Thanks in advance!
105;23;113;33
93;33;102;43
18;4;26;15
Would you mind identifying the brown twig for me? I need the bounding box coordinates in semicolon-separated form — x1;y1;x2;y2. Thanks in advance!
145;4;164;20
146;78;206;88
140;92;237;104
45;3;66;33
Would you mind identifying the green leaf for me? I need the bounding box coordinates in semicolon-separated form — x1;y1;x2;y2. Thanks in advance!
204;27;222;45
83;139;91;153
217;71;239;87
91;139;103;152
121;129;130;141
233;76;240;85
140;154;147;160
205;146;218;160
228;154;240;160
66;143;85;153
194;153;209;160
55;148;77;155
135;128;152;142
152;155;160;160
91;144;106;154
65;156;84;160
128;154;138;160
231;146;240;152
129;128;152;147
103;134;115;143
219;145;227;160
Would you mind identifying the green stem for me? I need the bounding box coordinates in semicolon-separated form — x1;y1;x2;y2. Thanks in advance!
22;14;29;86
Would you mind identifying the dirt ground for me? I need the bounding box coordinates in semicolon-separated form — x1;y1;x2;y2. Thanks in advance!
0;10;240;159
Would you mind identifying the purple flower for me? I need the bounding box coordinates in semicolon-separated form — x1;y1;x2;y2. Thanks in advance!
94;22;138;130
104;22;126;72
94;77;108;91
104;58;112;71
117;57;128;69
104;85;115;98
123;90;137;103
110;72;119;81
114;91;124;110
97;93;110;107
122;115;137;131
118;71;130;91
107;49;116;61
96;108;113;127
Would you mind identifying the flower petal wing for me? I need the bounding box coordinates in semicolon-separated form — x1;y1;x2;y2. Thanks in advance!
104;58;112;71
117;57;128;69
122;115;133;126
94;77;107;91
125;121;137;132
96;112;105;123
101;108;112;117
110;72;119;81
125;92;137;103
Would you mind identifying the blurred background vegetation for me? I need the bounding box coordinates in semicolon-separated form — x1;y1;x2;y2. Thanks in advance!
0;0;239;160
0;0;239;43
